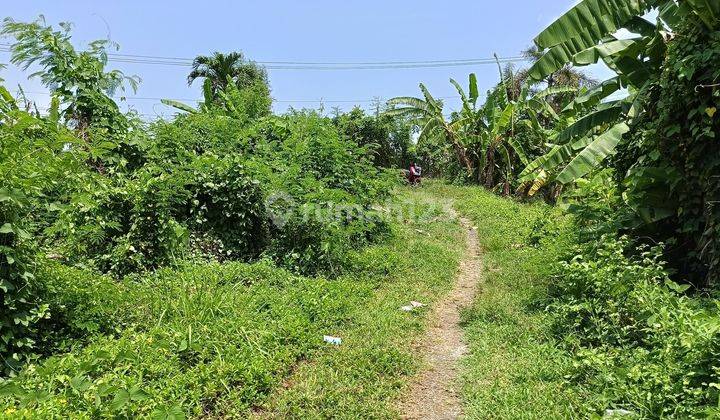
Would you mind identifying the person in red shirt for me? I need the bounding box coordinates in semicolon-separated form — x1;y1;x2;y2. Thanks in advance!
408;162;419;185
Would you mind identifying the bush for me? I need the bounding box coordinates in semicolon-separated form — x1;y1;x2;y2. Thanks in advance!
55;169;190;276
0;107;90;374
549;237;720;417
182;154;268;260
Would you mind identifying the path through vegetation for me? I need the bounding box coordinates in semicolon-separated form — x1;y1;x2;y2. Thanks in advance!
400;216;481;419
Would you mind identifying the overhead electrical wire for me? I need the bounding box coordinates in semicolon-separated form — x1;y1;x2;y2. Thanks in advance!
13;89;471;105
0;43;527;70
0;42;507;113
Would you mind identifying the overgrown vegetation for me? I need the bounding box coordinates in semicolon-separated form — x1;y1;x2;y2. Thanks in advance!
0;14;407;408
393;5;720;415
2;1;720;417
438;179;720;418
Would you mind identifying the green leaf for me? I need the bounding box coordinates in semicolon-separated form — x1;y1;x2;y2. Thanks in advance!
0;223;13;234
49;94;60;123
468;73;479;105
534;0;653;49
683;0;720;29
128;384;150;401
573;39;642;66
151;405;186;420
555;105;623;144
161;99;197;114
529;0;658;80
563;77;622;113
556;122;630;184
70;375;92;392
0;382;22;397
110;389;130;411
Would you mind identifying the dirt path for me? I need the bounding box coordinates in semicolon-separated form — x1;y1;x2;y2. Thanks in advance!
398;217;481;419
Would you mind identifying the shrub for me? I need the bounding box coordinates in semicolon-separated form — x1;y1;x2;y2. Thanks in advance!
55;170;190;276
0;106;88;374
182;154;268;260
549;237;720;417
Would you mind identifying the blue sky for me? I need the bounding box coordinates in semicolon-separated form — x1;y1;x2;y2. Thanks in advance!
1;1;615;119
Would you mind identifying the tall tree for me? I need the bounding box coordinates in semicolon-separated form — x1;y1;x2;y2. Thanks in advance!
1;17;139;140
187;52;268;100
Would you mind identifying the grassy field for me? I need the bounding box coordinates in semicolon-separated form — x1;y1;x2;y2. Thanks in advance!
1;187;465;419
255;187;465;418
422;182;585;418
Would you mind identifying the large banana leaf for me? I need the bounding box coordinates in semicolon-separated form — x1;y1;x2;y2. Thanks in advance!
417;118;443;146
531;86;578;100
556;122;630;183
534;0;654;49
507;135;529;165
520;119;624;181
623;15;658;36
529;0;663;81
519;141;579;181
682;0;720;29
469;73;479;106
161;99;197;114
386;97;431;114
554;105;623;144
419;83;442;112
606;55;652;87
573;38;643;66
450;78;472;115
495;103;514;134
563;77;623;113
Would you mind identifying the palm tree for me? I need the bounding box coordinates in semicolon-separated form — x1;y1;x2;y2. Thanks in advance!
187;52;267;100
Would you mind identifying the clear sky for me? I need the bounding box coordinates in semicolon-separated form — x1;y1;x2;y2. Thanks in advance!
0;1;615;119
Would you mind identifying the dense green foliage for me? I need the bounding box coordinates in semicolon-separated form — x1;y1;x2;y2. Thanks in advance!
0;98;86;372
613;20;720;285
521;0;720;285
0;191;462;418
333;106;415;169
440;181;720;417
0;17;396;383
550;236;720;417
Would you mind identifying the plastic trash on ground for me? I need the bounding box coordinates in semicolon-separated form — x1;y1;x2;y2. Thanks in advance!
323;335;342;345
604;409;634;418
400;301;425;312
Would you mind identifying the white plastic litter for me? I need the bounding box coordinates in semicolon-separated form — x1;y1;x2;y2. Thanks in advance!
604;409;634;418
400;301;425;312
323;335;342;345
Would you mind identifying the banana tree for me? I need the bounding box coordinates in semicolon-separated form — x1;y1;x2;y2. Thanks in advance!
471;61;575;193
386;83;474;175
161;79;214;114
520;0;719;192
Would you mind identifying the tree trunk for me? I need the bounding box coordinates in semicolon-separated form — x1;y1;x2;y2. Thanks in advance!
484;146;496;189
446;131;474;176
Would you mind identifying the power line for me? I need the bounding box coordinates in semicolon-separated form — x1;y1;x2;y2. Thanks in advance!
0;44;527;70
13;89;470;105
